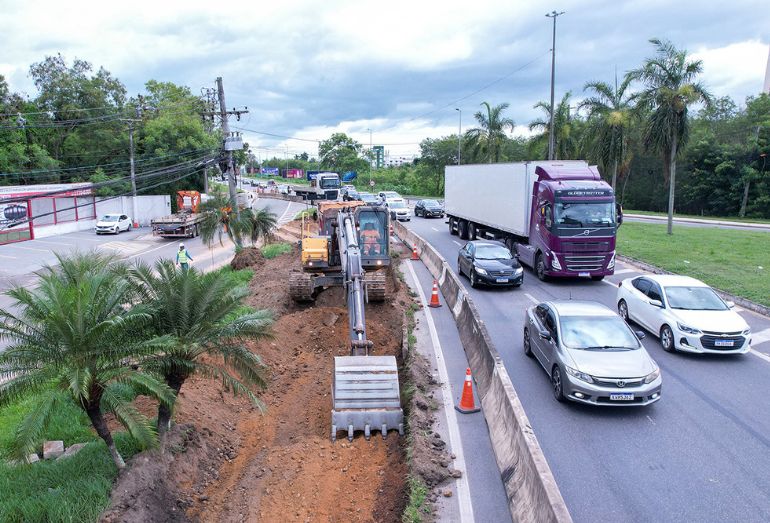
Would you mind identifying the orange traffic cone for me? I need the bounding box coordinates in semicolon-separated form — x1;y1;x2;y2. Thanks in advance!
455;368;480;414
132;220;139;229
428;279;442;308
411;244;419;260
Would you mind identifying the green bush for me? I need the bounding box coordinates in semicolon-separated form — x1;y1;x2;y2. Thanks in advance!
260;243;293;259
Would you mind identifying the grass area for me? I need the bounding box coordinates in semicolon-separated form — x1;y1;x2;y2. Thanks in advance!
294;208;315;220
260;242;293;259
0;390;142;522
215;266;254;287
402;475;431;523
617;222;770;307
625;209;770;225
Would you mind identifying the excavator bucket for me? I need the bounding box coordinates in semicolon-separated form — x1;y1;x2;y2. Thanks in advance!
331;355;404;442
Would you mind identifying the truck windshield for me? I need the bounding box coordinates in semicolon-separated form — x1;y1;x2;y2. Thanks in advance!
554;201;615;228
320;177;340;189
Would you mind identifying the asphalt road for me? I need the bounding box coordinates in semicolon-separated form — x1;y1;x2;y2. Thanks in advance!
404;215;770;523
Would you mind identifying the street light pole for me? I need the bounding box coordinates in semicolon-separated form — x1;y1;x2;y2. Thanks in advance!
455;108;462;165
546;10;564;161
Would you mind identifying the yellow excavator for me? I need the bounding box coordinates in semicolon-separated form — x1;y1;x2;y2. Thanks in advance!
289;201;403;442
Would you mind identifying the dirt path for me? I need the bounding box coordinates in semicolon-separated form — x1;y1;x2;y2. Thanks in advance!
102;220;409;522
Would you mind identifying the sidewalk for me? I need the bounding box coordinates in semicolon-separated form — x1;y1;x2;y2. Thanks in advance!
401;259;511;522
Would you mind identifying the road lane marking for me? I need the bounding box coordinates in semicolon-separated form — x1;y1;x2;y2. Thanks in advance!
5;245;50;253
0;254;16;259
27;239;74;246
602;280;618;288
646;415;656;425
431;227;439;231
277;201;294;224
613;268;635;275
406;261;475;523
452;240;462;246
524;293;540;305
750;350;770;364
750;327;770;346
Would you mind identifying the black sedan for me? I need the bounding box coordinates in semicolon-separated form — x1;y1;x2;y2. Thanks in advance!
414;199;444;218
457;240;523;288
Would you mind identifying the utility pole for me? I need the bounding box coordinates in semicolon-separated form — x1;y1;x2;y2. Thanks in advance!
546;10;565;161
128;121;138;225
455;108;462;165
215;77;239;215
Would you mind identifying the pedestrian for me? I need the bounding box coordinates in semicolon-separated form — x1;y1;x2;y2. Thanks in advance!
176;242;193;272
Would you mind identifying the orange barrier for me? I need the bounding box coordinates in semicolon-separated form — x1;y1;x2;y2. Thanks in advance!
428;279;442;308
455;367;480;413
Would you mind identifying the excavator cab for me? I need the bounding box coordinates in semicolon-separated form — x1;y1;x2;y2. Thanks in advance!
357;207;389;267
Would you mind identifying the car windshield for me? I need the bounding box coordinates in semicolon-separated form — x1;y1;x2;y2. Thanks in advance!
475;245;512;260
384;192;399;198
101;215;119;222
389;201;406;209
423;200;440;207
665;286;728;311
554;201;615;228
559;315;639;350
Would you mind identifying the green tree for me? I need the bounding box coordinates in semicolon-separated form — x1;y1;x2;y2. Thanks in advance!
418;136;459;194
242;207;278;246
465;102;515;163
0;253;174;468
318;133;369;173
580;76;636;190
529;92;578;160
126;261;272;444
628;38;713;234
198;185;247;248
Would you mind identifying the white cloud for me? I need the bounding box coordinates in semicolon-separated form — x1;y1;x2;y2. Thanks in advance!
692;40;769;101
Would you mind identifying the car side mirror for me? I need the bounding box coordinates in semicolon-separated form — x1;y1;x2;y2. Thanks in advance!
648;299;663;308
725;300;735;309
635;330;646;340
538;330;552;341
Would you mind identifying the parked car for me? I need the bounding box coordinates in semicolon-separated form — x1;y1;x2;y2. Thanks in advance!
378;190;401;203
95;213;132;234
414;199;444;218
358;192;379;205
524;300;661;406
385;199;411;221
616;274;751;354
457;240;523;288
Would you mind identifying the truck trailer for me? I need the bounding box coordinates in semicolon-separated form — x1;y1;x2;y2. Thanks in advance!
445;161;622;281
150;190;204;238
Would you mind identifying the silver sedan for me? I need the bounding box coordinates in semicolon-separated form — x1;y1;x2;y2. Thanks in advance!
524;300;662;406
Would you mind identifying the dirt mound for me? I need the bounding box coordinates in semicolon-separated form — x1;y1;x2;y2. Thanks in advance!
230;247;264;270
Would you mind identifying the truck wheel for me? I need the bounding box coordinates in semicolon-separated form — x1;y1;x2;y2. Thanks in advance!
468;223;477;240
458;221;469;240
449;218;457;235
536;253;548;281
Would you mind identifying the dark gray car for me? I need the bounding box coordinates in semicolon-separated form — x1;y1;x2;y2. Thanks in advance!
457;240;523;288
524;300;662;406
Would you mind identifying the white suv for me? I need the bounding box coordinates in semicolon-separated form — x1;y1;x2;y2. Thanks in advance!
384;198;411;221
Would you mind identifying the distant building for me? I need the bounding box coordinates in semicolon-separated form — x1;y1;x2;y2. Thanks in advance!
384;154;417;167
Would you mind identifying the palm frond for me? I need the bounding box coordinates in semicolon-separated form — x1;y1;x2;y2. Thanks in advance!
10;389;65;460
100;385;158;449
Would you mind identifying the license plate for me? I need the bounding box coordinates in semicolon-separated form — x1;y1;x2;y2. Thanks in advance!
496;278;509;283
714;339;734;347
609;393;634;401
579;272;590;278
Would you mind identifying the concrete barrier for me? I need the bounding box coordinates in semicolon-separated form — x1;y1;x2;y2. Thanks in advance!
395;222;572;523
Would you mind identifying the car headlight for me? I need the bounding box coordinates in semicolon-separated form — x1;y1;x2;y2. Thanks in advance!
608;252;615;270
742;328;751;336
514;267;524;275
565;366;594;384
474;266;488;276
644;367;660;384
676;322;701;335
550;254;562;271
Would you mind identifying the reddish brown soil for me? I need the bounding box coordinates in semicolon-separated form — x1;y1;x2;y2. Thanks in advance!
101;220;411;522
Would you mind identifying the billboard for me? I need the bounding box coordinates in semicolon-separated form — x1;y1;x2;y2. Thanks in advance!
284;168;304;179
0;202;29;230
261;167;280;176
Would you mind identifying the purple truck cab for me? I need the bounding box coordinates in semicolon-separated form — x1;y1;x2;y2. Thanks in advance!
515;165;621;281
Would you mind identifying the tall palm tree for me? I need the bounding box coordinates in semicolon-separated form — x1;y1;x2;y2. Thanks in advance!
0;253;174;468
628;38;713;234
580;75;636;190
242;207;278;246
127;260;273;444
529;92;577;160
464;102;515;163
198;185;248;249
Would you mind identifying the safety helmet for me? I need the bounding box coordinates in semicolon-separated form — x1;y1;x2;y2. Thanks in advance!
179;243;185;248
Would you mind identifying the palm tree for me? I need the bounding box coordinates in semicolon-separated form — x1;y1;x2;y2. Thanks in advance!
464;102;515;163
580;75;636;190
0;253;174;468
127;260;273;444
628;38;713;234
198;185;248;248
242;207;278;246
529;92;577;160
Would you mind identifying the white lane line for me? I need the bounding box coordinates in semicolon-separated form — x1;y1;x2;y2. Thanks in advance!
27;239;74;246
406;261;475;523
0;254;17;259
750;350;770;364
452;240;462;247
277;201;294;224
5;245;50;253
613;268;636;275
126;242;170;260
524;292;540;305
431;227;439;231
750;327;770;346
646;415;656;426
602;280;618;288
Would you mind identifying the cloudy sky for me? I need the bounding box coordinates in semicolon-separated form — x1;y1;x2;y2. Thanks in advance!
1;0;768;160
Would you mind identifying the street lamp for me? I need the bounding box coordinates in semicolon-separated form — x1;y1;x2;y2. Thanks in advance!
546;10;565;161
455;108;462;165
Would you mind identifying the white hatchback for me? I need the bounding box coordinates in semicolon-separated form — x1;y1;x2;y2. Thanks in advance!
616;274;751;354
95;213;132;234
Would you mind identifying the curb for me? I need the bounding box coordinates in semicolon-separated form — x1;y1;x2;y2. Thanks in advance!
624;213;770;230
617;255;770;318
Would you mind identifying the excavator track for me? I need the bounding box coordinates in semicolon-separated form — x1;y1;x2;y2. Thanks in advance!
364;270;388;302
289;271;315;302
